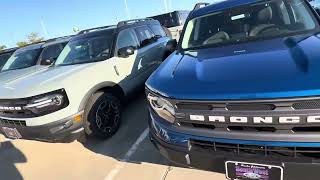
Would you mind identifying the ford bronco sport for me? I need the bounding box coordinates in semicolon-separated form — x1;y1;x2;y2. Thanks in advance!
0;19;171;142
146;0;320;179
0;36;71;75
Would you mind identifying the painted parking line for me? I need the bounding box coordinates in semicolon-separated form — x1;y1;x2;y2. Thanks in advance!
104;128;150;180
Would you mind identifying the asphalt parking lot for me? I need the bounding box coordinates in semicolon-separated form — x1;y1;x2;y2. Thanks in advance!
0;93;225;180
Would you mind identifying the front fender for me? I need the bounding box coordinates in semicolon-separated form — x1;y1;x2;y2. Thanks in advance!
77;81;120;111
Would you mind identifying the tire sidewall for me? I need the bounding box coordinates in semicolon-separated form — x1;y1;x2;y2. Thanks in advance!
83;92;122;139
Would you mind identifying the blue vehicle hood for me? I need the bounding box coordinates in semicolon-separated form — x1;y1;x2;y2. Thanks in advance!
146;34;320;100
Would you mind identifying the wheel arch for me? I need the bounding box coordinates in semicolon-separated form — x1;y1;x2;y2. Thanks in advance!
78;82;126;111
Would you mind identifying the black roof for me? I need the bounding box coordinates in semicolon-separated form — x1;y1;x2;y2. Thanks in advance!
72;18;161;41
12;35;73;53
0;47;19;55
43;35;73;47
72;26;117;41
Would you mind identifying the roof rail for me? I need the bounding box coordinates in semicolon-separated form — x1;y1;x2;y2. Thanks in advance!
45;35;74;43
78;25;116;34
193;3;210;11
117;18;154;28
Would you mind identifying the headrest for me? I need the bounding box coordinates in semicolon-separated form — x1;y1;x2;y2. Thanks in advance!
258;6;273;22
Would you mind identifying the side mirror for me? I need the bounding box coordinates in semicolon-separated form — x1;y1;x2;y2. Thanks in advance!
42;58;55;66
166;39;177;52
118;46;135;58
154;35;162;41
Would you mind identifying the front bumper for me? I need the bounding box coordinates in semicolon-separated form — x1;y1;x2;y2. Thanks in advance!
0;112;84;142
149;110;320;180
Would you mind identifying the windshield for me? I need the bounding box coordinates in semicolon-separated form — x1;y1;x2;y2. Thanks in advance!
1;48;41;72
55;35;113;66
181;0;319;50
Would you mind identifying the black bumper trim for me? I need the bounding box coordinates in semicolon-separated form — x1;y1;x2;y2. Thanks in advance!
150;130;320;180
0;118;83;142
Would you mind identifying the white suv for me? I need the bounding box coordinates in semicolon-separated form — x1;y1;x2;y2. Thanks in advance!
0;19;173;142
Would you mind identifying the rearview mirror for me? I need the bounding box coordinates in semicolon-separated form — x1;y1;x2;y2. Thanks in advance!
42;58;55;66
118;46;135;58
166;39;177;53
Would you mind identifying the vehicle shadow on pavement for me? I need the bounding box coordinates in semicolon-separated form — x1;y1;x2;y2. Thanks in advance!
82;92;224;175
82;92;170;166
0;141;27;180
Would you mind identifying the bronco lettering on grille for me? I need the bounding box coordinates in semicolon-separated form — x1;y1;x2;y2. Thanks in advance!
190;115;320;124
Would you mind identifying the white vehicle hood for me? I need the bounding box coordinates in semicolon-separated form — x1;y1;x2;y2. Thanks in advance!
0;63;100;99
0;65;49;84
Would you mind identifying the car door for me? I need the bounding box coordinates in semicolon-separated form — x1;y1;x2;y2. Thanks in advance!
149;24;170;63
134;25;167;81
114;28;143;94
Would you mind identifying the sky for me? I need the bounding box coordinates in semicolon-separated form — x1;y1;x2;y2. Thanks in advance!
1;0;216;48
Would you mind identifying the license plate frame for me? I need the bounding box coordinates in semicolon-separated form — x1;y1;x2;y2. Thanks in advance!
225;161;284;180
2;127;22;139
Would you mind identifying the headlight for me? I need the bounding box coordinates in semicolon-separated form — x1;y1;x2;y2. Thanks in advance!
25;89;69;116
147;93;175;123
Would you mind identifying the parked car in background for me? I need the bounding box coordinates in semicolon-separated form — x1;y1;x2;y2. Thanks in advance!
147;0;320;180
150;11;190;40
0;36;71;74
309;0;320;14
0;18;173;142
0;47;18;70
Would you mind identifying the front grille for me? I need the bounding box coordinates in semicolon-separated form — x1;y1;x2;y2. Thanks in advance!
0;99;34;118
191;139;320;159
176;98;320;111
226;104;276;111
174;97;320;134
292;100;320;110
0;118;26;126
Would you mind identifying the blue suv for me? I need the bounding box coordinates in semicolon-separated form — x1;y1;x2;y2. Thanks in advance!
146;0;320;179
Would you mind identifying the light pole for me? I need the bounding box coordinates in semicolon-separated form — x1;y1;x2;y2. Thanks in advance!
124;0;131;19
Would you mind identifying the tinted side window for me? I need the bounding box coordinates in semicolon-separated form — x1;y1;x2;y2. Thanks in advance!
116;29;140;51
135;26;155;48
0;53;11;68
149;24;166;37
39;43;66;64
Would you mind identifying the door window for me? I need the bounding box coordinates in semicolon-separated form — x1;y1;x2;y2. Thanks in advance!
149;24;166;37
116;29;140;52
39;43;66;65
134;26;155;48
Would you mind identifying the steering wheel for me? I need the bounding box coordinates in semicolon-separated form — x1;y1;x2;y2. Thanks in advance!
203;31;230;45
249;24;279;37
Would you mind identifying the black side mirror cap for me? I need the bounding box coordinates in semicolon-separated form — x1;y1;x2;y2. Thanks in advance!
118;46;135;58
166;39;178;52
154;35;162;40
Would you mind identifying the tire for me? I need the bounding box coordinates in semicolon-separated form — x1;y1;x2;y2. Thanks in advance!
83;92;122;139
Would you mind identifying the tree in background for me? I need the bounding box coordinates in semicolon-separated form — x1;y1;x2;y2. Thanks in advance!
0;44;6;51
27;32;44;44
16;41;29;47
16;32;44;47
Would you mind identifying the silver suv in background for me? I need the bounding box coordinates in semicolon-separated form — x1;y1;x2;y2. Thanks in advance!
0;36;71;75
